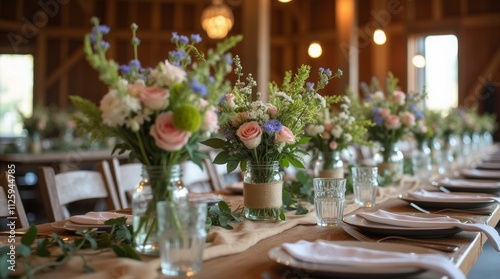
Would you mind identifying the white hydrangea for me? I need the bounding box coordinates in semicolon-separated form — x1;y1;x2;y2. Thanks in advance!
100;90;132;127
371;91;385;103
151;60;186;87
305;124;324;136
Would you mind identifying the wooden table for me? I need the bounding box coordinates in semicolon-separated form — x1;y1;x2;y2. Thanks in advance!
29;192;499;279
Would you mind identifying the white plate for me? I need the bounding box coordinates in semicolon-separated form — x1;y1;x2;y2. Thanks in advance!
436;178;500;193
51;220;108;232
476;162;500;170
399;192;496;209
268;241;434;278
460;169;500;179
342;213;462;237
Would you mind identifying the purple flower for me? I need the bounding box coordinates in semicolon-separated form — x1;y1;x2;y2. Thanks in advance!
224;54;233;64
190;78;207;97
100;41;110;50
191;34;202;44
93;25;110;34
89;33;97;43
171;32;179;43
179;35;189;44
373;115;384;126
129;59;141;69
208;76;215;83
263;119;283;133
306;82;314;89
119;65;131;74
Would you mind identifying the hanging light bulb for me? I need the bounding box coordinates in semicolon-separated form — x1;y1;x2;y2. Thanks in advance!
412;53;426;68
201;0;234;39
373;28;387;45
308;42;322;58
278;0;293;3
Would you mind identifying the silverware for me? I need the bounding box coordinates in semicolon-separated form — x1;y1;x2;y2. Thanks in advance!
342;225;459;253
409;202;492;216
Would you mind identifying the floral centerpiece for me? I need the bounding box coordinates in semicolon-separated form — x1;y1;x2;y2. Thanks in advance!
70;17;242;254
305;95;373;178
355;72;426;178
202;56;341;220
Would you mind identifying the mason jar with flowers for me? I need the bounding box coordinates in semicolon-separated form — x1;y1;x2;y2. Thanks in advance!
305;95;373;179
357;72;426;180
70;17;241;254
203;57;341;220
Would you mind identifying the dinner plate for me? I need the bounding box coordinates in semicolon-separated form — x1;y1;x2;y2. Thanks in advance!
460;169;500;179
399;192;496;209
342;214;462;237
435;178;500;193
268;241;434;278
51;220;108;232
476;162;500;170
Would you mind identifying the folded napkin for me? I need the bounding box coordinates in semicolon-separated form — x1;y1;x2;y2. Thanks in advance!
69;212;133;225
439;178;500;188
357;210;500;252
460;169;500;179
281;240;465;279
408;189;500;203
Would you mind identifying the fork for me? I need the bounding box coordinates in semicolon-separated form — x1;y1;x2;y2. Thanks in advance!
409;202;492;216
342;225;459;253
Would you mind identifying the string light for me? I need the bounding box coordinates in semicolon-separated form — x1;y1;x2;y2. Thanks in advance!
412;53;426;68
373;28;387;45
308;42;322;58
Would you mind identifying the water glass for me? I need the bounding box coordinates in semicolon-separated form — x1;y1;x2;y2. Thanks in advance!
351;166;378;207
156;201;207;277
412;153;432;183
313;178;346;226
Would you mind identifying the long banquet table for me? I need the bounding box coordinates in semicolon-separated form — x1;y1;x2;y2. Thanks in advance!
4;146;500;279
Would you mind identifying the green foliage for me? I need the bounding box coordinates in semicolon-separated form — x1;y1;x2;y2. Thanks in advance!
206;201;242;230
282;171;313;215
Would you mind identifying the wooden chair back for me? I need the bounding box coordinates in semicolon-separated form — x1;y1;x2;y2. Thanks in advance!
108;158;143;208
38;161;120;222
0;171;30;229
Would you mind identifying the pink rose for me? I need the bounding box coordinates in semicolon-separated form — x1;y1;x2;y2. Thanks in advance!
323;121;333;131
384;114;401;129
231;112;248;127
267;105;278;117
392;90;406;106
400;111;416;127
329;141;338;150
236;121;262;149
275;126;295;145
379;108;391;118
150;112;190;151
201;109;219;133
140;86;169;110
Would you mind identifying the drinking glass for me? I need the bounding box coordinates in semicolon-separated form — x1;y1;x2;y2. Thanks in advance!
351;166;378;207
313;178;346;226
156;201;207;277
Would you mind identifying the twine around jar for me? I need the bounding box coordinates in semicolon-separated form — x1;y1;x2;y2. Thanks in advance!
243;181;283;208
318;168;344;178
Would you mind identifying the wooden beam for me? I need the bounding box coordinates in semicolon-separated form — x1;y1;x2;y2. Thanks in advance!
45;48;84;89
35;30;47;106
16;0;24;21
59;39;69;108
77;0;93;15
0;20;21;31
106;0;116;59
335;0;358;96
460;0;468;16
432;0;443;20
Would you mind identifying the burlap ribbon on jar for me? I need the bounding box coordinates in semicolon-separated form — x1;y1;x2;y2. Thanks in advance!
243;181;283;208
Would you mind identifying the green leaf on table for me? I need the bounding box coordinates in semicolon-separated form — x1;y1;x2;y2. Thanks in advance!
83;264;95;273
200;138;228;149
36;238;51;257
21;225;37;246
16;244;31;257
295;204;309;215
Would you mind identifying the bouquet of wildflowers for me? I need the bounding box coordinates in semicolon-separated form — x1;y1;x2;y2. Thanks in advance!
355;72;426;162
202;56;342;175
305;95;373;153
71;17;241;169
70;17;241;252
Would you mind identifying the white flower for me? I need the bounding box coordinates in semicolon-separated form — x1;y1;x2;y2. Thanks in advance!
371;91;385;103
331;125;343;138
100;90;131;127
314;93;326;107
344;133;352;142
342;95;351;104
305;124;323;136
151;60;186;87
275;91;294;104
338;112;348;120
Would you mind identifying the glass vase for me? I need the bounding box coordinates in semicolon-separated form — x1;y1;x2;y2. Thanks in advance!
373;142;404;180
411;141;432;183
132;164;189;255
313;150;344;178
243;161;283;221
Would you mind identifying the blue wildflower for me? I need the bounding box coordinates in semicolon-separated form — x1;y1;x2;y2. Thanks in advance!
179;35;189;44
171;32;179;43
191;34;202;44
306;82;314;89
373;115;384;126
172;50;185;60
319;67;325;73
97;25;110;34
208;76;215;83
414;110;424;119
325;68;332;76
129;59;141;69
119;65;131;74
101;41;110;50
190;78;208;97
89;33;97;43
224;54;233;64
263;119;283;133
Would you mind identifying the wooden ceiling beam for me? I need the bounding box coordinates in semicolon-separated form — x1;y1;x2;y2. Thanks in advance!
464;45;500;107
0;20;22;31
45;48;84;89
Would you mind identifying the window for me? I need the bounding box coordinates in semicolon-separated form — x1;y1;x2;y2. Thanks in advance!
0;54;34;137
410;34;458;112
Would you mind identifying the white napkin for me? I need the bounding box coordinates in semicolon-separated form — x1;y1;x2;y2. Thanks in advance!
439;178;500;189
69;212;133;225
357;210;500;252
460;169;500;179
282;240;465;279
408;189;500;203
